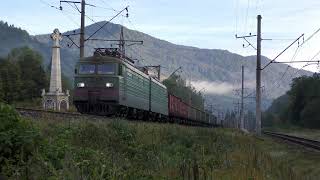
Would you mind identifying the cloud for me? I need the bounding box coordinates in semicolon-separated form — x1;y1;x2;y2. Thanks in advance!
191;80;256;96
191;81;235;95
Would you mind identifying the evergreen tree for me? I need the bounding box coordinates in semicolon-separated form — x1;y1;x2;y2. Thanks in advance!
300;99;320;128
7;47;48;100
0;59;22;103
0;75;4;101
265;73;320;128
0;47;49;104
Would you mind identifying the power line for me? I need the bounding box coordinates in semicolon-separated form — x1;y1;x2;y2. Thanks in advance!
96;0;120;12
39;0;81;26
290;48;320;77
64;1;120;41
261;34;304;70
262;48;299;99
260;26;320;97
264;42;320;95
85;6;129;41
300;27;320;47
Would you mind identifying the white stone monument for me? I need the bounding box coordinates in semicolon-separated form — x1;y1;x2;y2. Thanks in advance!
42;29;70;111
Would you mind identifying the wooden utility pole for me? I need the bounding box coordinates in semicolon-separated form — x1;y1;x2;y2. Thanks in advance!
240;65;244;130
80;0;85;58
256;15;262;135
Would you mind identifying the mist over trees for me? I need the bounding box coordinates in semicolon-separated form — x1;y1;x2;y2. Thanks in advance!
263;74;320;129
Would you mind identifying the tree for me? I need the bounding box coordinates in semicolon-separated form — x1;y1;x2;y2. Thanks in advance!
300;99;320;128
8;47;48;100
287;74;320;126
0;76;4;101
0;59;22;103
163;75;204;110
265;73;320;128
0;47;49;104
262;94;289;127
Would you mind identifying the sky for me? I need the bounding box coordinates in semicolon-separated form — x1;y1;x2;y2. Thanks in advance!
2;0;320;72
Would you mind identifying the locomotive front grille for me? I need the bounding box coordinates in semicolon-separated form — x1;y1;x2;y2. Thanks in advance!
88;91;100;104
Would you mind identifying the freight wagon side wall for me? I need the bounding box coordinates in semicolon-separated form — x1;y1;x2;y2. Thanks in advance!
168;94;189;119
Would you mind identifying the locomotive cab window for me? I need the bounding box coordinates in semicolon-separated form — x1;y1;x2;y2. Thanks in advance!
79;64;95;74
97;63;116;74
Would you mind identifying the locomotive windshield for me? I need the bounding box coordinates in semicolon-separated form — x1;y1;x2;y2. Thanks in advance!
79;64;95;74
97;63;116;74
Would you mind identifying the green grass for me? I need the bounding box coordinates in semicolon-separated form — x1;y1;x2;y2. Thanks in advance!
1;106;320;179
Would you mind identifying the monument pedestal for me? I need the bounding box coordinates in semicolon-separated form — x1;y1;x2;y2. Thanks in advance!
42;90;70;111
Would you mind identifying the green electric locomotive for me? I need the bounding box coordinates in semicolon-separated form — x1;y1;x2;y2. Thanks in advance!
73;48;168;118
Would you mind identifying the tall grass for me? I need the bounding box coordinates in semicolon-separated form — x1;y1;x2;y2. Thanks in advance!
1;107;320;179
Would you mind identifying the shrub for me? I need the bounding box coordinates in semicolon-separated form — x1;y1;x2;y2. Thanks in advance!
0;103;40;177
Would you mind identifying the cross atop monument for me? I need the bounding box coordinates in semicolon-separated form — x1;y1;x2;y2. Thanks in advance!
51;28;63;47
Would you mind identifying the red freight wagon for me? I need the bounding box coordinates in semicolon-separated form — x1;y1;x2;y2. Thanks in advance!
168;94;188;119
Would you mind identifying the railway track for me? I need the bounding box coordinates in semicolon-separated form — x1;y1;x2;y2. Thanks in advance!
263;131;320;151
15;107;215;127
16;107;106;121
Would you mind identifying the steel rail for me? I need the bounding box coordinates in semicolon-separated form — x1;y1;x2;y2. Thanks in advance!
263;131;320;151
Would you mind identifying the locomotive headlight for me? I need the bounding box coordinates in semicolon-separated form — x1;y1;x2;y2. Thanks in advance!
106;82;114;88
77;82;85;88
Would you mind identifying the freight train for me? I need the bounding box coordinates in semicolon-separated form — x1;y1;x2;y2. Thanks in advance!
73;48;217;126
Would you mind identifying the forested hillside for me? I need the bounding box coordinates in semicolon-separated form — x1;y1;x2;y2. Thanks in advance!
0;21;76;79
263;74;320;128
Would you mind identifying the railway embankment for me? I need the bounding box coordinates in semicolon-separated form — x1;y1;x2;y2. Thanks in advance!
1;103;320;179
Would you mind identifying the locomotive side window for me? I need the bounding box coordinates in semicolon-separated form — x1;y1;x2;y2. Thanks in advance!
97;63;116;74
79;64;95;74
